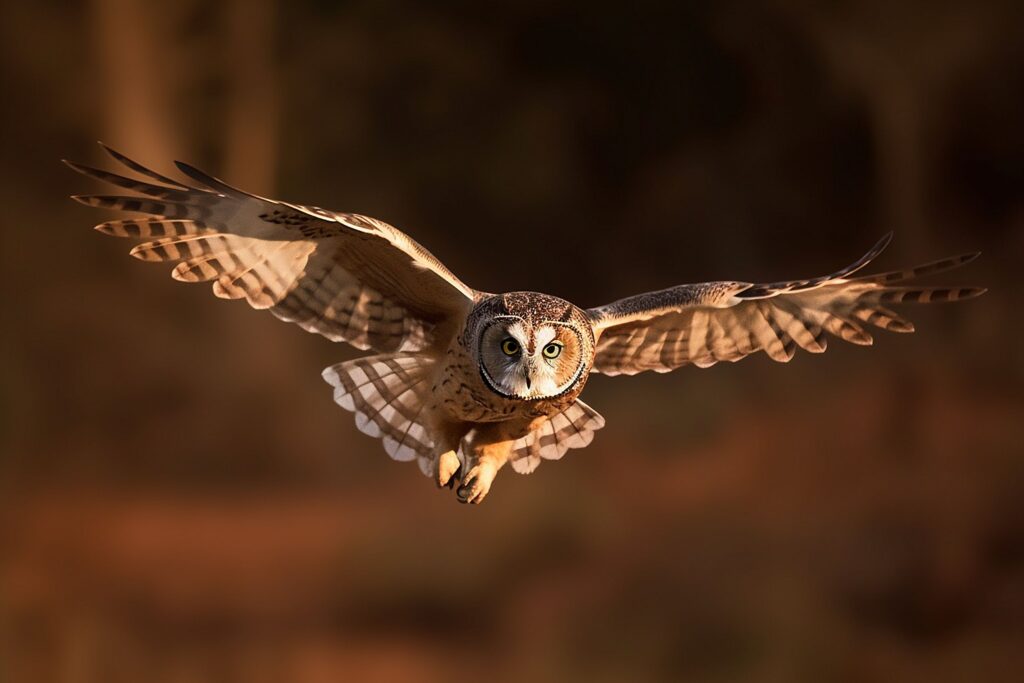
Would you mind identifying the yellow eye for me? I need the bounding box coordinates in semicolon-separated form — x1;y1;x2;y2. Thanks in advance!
542;342;563;359
501;338;520;356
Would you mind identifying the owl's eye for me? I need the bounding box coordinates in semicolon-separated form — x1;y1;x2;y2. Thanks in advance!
542;342;563;359
501;338;520;356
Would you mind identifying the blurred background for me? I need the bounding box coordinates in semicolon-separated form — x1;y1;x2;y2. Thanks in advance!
1;1;1022;681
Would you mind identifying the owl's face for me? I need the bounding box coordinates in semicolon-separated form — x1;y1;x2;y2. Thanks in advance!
477;314;589;400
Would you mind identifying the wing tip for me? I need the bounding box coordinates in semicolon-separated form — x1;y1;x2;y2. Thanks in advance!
875;231;895;252
91;142;192;190
97;141;129;164
70;194;98;207
62;159;93;183
127;243;157;261
173;160;248;198
96;140;124;159
63;158;106;181
940;250;982;272
93;221;122;237
173;160;208;182
173;160;198;175
850;231;894;272
962;286;987;300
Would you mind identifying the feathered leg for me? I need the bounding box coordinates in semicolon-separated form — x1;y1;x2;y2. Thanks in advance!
456;425;517;505
431;420;469;489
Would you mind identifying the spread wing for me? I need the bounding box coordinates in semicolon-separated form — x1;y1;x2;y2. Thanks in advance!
587;234;985;376
66;143;480;352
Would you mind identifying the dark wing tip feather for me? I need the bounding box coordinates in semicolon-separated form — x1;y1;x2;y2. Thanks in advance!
839;232;893;277
936;286;987;301
819;232;894;283
933;251;982;272
63;158;184;199
852;250;983;284
70;194;99;207
62;158;102;176
94;142;191;189
735;233;894;300
878;286;987;304
173;161;252;199
63;159;104;179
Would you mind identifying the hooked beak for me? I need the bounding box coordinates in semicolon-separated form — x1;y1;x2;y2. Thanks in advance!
522;360;534;390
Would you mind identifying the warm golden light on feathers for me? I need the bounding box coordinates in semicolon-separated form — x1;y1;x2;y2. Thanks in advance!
68;145;985;505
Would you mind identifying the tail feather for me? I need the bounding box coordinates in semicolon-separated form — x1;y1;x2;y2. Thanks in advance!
322;354;437;474
509;400;606;474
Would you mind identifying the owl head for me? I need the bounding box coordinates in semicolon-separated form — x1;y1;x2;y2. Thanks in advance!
474;292;593;400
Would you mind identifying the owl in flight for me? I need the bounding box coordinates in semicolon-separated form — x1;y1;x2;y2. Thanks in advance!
66;144;984;504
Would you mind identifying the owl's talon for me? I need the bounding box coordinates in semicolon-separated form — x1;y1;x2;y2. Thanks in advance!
455;480;475;502
456;462;496;505
446;465;461;489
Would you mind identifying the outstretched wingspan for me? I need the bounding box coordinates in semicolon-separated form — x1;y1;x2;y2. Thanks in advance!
67;143;480;352
587;234;985;376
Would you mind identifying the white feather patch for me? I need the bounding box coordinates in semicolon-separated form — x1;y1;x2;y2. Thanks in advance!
322;354;436;471
509;399;606;474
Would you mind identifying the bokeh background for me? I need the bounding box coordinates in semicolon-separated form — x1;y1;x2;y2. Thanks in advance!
2;1;1022;681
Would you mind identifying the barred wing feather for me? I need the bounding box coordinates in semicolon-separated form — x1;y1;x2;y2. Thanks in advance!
588;234;985;376
67;143;478;353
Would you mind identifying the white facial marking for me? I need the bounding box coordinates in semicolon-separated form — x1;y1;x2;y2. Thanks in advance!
506;320;529;347
479;319;584;400
534;325;558;349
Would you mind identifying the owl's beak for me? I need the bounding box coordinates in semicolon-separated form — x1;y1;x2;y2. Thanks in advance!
523;361;534;390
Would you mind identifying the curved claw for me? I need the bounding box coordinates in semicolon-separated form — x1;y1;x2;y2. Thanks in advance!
447;464;462;489
456;462;496;505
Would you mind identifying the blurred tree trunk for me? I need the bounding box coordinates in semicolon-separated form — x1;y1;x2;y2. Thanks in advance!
89;0;188;163
220;0;300;441
777;1;997;257
223;0;279;195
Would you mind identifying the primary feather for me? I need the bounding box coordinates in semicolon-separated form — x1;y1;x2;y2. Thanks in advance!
66;144;479;353
587;234;985;376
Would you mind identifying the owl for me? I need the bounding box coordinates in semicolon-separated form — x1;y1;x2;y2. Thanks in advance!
66;144;985;504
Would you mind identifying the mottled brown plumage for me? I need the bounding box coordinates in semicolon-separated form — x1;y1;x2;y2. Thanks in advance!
67;145;985;505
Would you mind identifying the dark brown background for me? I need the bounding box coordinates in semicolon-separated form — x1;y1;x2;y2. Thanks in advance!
2;1;1022;681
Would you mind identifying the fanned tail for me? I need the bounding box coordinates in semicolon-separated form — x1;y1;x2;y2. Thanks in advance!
509;400;606;474
322;354;438;475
